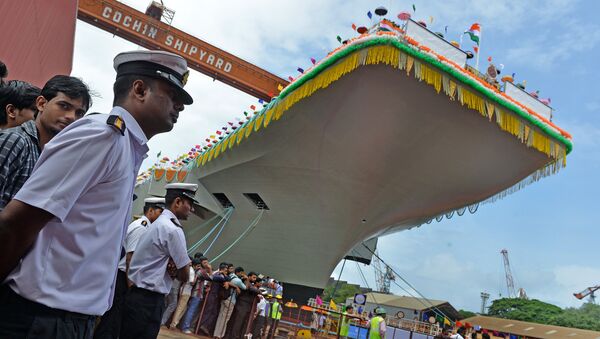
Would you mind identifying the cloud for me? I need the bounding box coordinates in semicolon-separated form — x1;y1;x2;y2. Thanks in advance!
506;20;600;71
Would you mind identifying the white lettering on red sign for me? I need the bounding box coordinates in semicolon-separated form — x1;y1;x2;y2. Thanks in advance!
101;5;158;39
101;5;233;74
163;35;233;73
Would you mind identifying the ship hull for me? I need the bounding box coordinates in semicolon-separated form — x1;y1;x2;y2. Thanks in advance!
137;64;551;290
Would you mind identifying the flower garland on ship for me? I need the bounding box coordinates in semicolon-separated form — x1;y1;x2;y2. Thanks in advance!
136;7;573;187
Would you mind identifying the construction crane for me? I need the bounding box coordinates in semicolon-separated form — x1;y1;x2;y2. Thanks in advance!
500;249;527;299
77;0;288;101
574;286;600;304
372;251;395;294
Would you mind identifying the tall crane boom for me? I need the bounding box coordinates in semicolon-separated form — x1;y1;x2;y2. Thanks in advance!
501;249;517;298
77;0;288;101
372;251;395;294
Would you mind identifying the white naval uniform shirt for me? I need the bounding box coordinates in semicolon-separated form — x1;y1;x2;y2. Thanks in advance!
118;215;151;272
6;106;149;316
128;209;190;295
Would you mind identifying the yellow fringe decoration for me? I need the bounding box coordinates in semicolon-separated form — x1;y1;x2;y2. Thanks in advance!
236;128;244;145
255;115;264;132
229;133;237;149
214;142;222;158
245;121;254;138
195;44;567;172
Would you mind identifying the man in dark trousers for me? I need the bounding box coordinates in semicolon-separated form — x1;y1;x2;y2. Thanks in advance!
120;183;196;339
226;272;260;339
198;262;230;336
0;50;193;339
93;197;165;339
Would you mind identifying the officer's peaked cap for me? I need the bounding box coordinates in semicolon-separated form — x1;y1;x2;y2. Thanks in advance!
114;50;193;105
165;183;199;204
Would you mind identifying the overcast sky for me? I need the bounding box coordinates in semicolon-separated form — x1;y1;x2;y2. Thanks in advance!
71;0;600;312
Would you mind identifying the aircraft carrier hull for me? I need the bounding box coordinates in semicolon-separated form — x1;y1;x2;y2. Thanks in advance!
136;61;559;292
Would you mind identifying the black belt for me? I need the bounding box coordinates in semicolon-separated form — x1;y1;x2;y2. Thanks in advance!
130;285;164;298
0;284;95;321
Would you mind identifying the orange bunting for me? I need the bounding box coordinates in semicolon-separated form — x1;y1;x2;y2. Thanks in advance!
165;169;176;182
154;169;165;181
177;170;188;182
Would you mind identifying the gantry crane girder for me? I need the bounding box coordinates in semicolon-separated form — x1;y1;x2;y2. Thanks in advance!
77;0;288;102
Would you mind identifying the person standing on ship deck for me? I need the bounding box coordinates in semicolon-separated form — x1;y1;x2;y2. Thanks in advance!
120;183;198;339
0;50;193;339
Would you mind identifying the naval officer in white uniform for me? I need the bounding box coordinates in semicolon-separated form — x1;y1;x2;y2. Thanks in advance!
94;197;165;339
0;50;194;339
120;183;198;339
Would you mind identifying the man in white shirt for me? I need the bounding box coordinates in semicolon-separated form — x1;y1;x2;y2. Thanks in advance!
214;267;246;338
169;264;196;329
0;50;193;339
94;197;165;339
251;289;268;339
120;183;197;339
450;327;466;339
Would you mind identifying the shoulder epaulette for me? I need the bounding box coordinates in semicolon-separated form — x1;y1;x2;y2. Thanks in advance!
170;218;181;226
107;115;126;136
141;220;148;226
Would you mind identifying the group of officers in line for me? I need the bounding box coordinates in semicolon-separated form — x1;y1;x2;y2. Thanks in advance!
92;186;287;339
0;50;291;339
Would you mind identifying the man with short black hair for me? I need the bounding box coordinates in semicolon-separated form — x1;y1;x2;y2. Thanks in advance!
214;266;246;338
0;75;89;212
181;256;212;334
0;50;193;339
93;197;165;339
226;271;260;339
120;183;196;339
199;262;231;336
0;80;40;129
252;288;269;339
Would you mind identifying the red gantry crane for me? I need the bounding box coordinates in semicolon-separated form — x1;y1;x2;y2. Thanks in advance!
77;0;288;101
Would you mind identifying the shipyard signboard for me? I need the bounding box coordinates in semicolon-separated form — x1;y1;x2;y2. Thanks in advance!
405;19;468;68
99;5;234;73
78;0;287;101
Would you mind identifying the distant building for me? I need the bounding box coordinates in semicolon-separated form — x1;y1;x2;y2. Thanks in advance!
345;292;460;322
463;315;600;339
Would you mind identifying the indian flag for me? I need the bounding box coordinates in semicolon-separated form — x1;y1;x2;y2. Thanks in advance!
379;21;395;32
465;23;480;45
